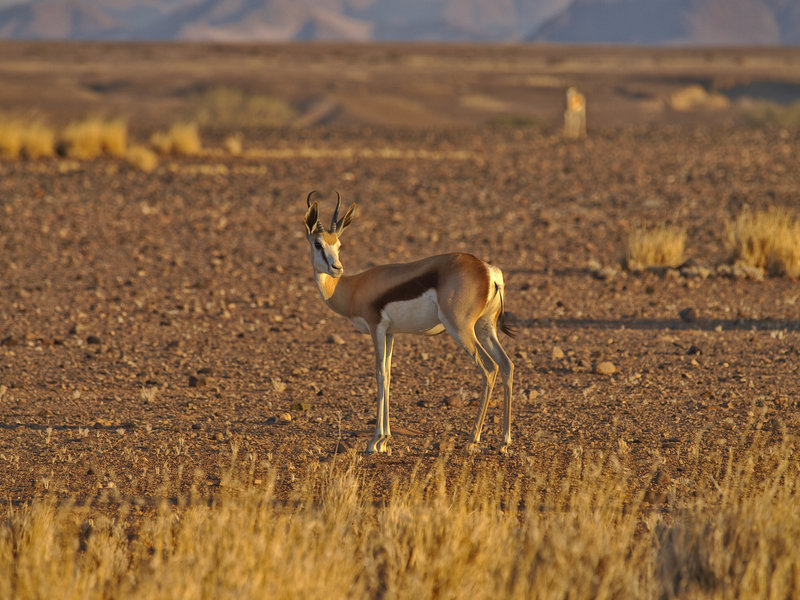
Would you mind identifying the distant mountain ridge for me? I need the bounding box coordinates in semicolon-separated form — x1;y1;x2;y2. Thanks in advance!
0;0;798;44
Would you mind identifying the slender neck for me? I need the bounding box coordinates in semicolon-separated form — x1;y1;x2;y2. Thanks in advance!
314;271;350;316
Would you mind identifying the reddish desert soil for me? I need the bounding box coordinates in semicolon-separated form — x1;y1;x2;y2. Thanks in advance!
0;43;799;505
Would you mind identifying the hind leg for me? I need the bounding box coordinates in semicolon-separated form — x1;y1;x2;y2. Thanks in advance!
440;314;498;450
476;318;514;453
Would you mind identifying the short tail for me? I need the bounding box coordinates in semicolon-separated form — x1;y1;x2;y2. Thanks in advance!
496;282;515;338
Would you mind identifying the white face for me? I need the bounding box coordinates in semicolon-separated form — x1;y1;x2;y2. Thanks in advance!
309;231;343;278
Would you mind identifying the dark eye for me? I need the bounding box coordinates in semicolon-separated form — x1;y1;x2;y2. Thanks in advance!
314;241;323;250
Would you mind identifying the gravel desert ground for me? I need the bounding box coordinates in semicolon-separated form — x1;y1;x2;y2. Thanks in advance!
0;42;798;506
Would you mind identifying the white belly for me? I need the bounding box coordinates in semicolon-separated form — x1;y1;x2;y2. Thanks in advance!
382;289;443;334
350;316;371;334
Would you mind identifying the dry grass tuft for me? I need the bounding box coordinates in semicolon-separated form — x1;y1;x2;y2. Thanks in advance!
150;122;202;156
61;116;128;159
741;99;800;128
1;429;798;599
191;86;297;128
0;118;23;158
669;85;730;111
224;132;244;156
624;224;686;271
125;144;158;172
0;115;56;159
19;120;56;159
727;208;800;278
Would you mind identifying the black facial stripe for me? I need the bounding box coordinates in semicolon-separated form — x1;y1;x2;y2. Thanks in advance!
316;240;335;270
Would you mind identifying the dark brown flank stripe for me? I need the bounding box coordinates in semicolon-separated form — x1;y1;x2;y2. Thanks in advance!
373;269;439;314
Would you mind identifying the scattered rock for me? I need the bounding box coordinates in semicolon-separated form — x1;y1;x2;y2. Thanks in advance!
687;345;702;355
290;402;311;411
733;262;765;281
522;388;539;401
717;262;765;281
332;439;351;453
442;394;465;408
679;307;697;323
0;336;19;347
595;361;617;375
327;334;345;345
587;259;620;280
188;375;206;388
551;346;565;360
680;264;712;279
278;412;292;423
86;335;102;345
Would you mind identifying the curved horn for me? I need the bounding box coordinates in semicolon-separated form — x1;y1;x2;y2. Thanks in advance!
330;191;342;231
306;190;318;208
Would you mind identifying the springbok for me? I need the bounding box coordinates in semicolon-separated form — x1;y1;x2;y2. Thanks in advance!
303;191;515;454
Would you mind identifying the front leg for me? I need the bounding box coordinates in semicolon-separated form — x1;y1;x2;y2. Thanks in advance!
377;333;394;452
367;328;393;453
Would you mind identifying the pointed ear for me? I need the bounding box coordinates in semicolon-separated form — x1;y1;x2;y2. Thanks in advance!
304;202;320;236
336;203;356;235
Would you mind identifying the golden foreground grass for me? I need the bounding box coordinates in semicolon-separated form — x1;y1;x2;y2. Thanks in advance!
2;426;798;599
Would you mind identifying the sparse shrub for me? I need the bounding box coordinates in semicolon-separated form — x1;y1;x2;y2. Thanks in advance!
126;144;158;172
61;116;128;159
19;120;56;159
624;224;686;271
0;118;22;158
0;115;55;159
149;130;171;155
100;118;128;157
224;132;243;156
727;208;800;278
741;99;800;128
669;85;730;111
191;86;296;128
150;122;202;156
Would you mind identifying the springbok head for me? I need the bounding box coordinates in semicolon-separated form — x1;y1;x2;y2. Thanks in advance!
304;191;356;278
